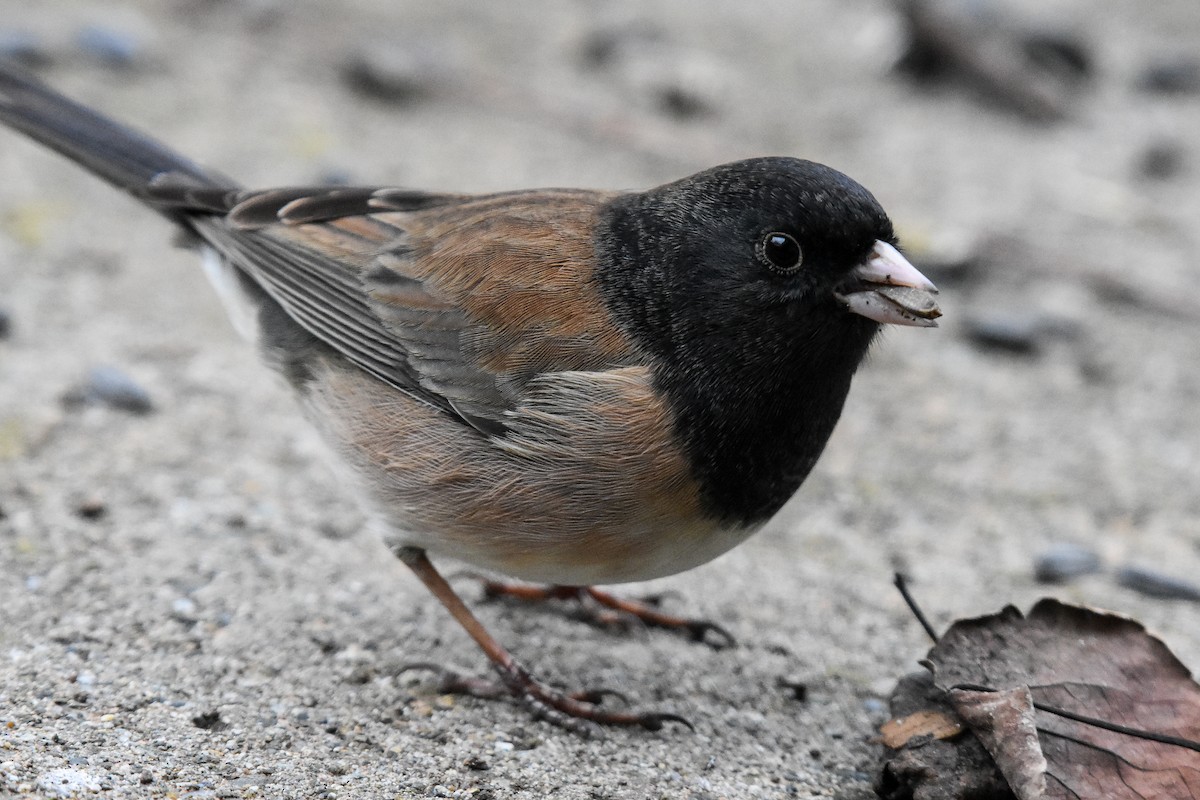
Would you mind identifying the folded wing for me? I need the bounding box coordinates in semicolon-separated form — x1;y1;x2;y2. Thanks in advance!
150;181;641;435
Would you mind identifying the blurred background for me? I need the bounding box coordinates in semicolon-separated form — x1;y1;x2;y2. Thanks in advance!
0;1;1198;798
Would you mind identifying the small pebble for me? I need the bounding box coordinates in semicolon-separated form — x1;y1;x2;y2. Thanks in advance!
342;42;442;104
171;597;198;622
1034;542;1103;583
655;83;714;120
64;365;155;414
643;54;727;121
76;494;107;521
777;676;809;702
1020;31;1092;82
0;30;51;68
1137;140;1186;181
192;711;223;730
463;756;489;771
75;25;144;69
962;312;1046;355
1137;58;1200;95
1116;565;1200;601
344;665;374;685
578;24;663;69
862;697;888;715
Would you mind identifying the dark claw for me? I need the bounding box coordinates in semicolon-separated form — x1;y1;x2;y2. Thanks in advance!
687;620;737;649
639;712;695;732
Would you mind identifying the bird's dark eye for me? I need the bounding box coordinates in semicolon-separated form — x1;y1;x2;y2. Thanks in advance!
757;232;803;273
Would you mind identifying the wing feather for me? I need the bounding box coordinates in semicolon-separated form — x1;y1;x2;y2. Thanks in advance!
186;186;642;434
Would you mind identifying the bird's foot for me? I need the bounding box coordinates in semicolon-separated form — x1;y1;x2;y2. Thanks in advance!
474;579;736;649
395;548;694;735
402;662;691;737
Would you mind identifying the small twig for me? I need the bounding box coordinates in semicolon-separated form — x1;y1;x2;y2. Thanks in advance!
893;572;940;643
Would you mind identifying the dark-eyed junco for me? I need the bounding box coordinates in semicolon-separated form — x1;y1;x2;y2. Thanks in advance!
0;63;939;734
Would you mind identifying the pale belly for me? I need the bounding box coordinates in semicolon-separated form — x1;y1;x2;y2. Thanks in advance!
381;514;764;586
303;356;765;587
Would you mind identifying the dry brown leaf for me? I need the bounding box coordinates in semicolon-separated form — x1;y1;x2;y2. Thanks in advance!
950;686;1045;800
880;709;966;749
929;599;1200;799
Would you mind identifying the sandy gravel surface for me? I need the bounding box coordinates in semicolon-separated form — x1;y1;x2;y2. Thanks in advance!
2;1;1199;797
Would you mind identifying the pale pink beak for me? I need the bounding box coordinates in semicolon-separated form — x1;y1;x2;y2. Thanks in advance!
835;240;941;327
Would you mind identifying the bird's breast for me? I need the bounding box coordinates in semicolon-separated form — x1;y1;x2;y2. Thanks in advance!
300;358;763;585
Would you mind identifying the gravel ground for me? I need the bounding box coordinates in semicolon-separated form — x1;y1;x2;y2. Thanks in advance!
1;1;1199;798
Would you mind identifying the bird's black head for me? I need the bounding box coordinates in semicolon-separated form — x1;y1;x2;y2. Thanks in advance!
595;157;917;526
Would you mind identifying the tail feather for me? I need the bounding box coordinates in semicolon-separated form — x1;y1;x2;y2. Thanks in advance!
0;61;234;201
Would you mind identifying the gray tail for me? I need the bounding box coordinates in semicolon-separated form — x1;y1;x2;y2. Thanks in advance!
0;61;234;201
